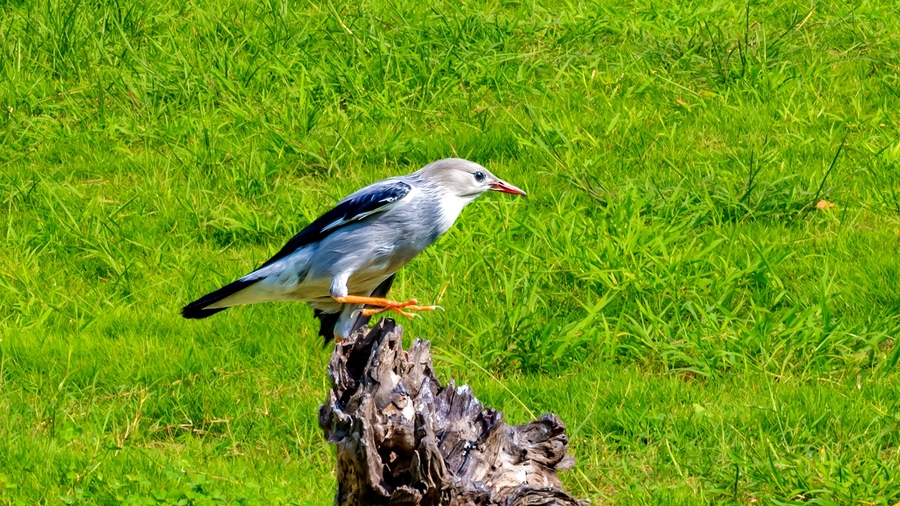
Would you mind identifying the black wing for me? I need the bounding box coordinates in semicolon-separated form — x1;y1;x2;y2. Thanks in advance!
260;180;411;268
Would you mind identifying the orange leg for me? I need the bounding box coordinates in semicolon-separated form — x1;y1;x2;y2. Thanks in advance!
334;295;441;319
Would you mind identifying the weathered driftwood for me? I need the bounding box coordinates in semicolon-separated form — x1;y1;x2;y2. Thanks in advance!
318;319;585;506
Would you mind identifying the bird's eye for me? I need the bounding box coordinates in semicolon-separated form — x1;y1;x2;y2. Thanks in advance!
473;171;485;183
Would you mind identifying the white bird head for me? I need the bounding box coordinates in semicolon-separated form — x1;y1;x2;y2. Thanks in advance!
415;158;527;198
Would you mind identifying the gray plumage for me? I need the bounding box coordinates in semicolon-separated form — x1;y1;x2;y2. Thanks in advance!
182;158;526;341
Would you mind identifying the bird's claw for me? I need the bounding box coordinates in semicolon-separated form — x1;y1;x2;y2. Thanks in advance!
340;295;440;319
354;302;440;319
359;306;417;318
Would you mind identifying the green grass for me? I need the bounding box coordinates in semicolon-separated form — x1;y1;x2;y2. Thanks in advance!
2;0;900;503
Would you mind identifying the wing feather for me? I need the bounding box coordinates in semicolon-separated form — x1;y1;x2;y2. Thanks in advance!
260;180;411;268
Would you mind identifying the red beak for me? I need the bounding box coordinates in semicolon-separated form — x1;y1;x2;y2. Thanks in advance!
489;180;527;196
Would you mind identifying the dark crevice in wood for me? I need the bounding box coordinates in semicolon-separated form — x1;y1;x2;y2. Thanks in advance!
319;319;586;506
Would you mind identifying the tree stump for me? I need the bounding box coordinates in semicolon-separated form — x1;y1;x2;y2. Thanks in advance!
318;319;585;506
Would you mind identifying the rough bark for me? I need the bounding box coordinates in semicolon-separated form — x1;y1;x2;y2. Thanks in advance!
319;319;585;506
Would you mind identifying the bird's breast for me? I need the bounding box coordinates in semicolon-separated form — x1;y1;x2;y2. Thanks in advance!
437;193;477;233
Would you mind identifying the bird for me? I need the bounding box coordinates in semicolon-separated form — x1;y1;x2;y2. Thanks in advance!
181;158;526;342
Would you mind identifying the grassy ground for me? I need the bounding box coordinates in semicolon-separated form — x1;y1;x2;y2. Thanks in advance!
2;0;900;503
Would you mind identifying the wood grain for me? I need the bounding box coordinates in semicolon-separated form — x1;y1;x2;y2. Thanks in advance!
319;319;585;505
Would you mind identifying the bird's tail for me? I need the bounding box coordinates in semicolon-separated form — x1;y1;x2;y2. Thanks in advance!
181;278;261;319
